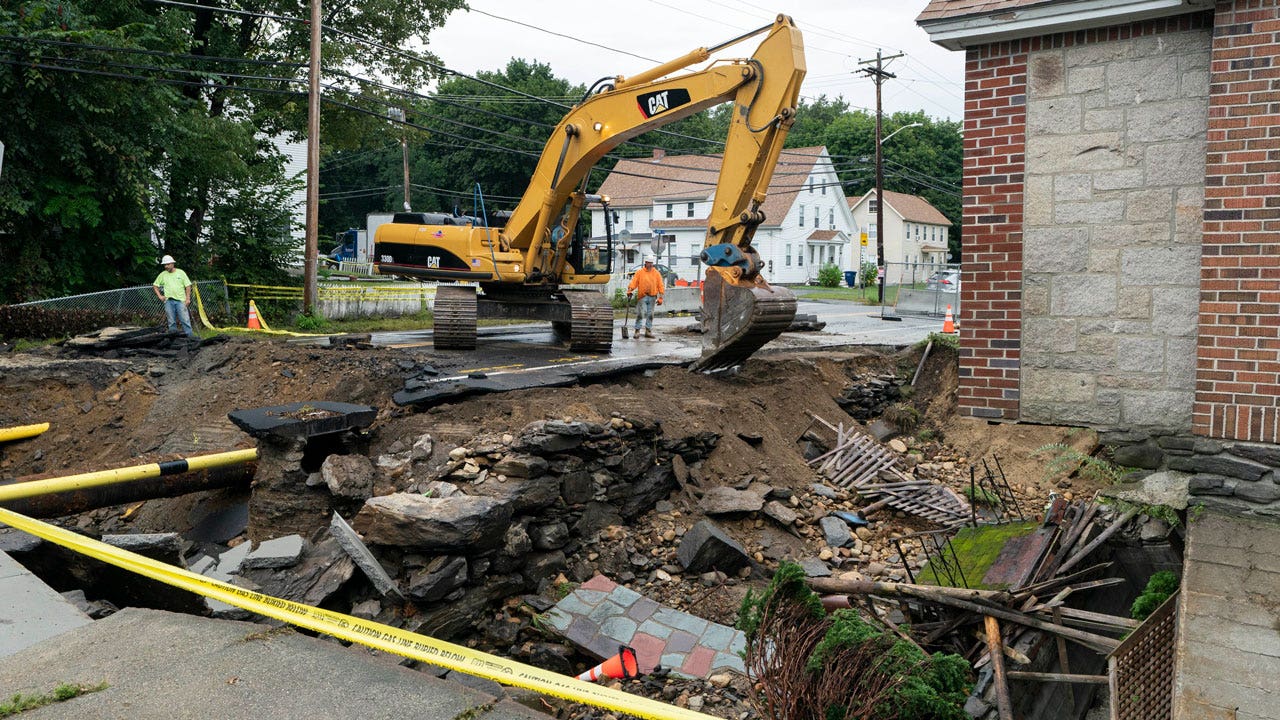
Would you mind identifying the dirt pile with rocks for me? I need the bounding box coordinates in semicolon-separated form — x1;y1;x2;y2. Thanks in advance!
0;336;1105;719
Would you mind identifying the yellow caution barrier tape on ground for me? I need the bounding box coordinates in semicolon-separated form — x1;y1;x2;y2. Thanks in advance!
0;423;50;443
0;509;721;720
0;448;259;502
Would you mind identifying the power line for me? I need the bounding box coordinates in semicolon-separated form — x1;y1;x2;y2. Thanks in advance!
467;7;659;64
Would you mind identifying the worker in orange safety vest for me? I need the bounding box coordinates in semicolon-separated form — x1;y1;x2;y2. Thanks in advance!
626;254;665;338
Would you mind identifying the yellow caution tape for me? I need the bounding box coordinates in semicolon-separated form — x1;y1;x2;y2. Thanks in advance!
0;508;722;720
0;423;50;443
192;286;321;338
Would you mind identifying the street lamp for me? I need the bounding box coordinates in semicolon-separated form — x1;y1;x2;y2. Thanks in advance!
874;121;922;311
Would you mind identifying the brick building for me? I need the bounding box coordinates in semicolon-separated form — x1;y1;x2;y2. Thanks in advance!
918;3;1280;716
917;0;1279;444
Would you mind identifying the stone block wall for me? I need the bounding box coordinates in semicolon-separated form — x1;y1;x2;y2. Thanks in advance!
1105;430;1280;517
1193;0;1280;443
1020;22;1212;432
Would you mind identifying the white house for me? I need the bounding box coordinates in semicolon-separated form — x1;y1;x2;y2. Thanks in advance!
846;190;952;286
589;146;870;285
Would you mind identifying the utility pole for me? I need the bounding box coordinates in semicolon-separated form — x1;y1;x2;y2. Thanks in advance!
859;49;903;307
389;107;410;210
303;0;321;314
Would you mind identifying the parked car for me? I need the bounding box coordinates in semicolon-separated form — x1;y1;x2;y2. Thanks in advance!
926;269;961;292
627;263;678;286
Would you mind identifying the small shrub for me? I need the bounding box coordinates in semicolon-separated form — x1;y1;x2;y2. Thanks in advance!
817;263;842;288
1130;571;1179;621
915;331;959;351
294;311;327;332
884;403;921;433
1033;443;1130;484
917;429;937;442
610;288;629;309
860;262;878;288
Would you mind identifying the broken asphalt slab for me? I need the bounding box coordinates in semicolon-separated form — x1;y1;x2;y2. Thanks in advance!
0;607;549;720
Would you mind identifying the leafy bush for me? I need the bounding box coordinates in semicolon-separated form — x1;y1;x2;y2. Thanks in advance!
1033;443;1130;484
294;311;327;332
1130;571;1179;621
0;305;148;341
738;562;970;720
860;262;879;288
817;263;843;288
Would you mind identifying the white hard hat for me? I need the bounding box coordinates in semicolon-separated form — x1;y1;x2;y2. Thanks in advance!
643;254;656;263
160;255;176;265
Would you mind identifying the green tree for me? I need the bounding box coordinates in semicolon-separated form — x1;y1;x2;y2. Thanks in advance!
0;1;181;302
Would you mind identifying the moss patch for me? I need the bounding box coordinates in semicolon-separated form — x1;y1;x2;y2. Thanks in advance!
915;521;1039;590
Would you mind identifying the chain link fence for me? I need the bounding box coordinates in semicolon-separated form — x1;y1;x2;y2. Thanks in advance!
884;261;961;319
13;280;234;325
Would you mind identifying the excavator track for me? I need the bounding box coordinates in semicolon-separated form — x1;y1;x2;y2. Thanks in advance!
433;285;477;350
692;268;796;372
561;290;613;353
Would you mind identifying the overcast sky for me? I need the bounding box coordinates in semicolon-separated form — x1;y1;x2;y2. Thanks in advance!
422;0;964;121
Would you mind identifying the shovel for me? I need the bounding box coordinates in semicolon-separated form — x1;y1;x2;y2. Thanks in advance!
620;293;631;339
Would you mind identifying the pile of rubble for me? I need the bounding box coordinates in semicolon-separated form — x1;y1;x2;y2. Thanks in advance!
834;372;902;421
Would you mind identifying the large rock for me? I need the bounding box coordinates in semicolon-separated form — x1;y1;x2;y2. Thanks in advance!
1104;471;1191;511
1112;442;1165;470
407;556;469;602
677;520;753;574
240;536;355;608
1168;454;1270;482
819;516;854;548
1235;481;1280;504
353;493;512;551
618;464;677;518
530;521;570;551
320;454;376;500
470;473;560;513
1227;443;1280;468
699;487;765;515
491;454;549;478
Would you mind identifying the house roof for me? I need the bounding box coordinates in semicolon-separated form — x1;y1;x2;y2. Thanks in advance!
916;0;1054;23
596;146;829;228
807;230;840;241
650;218;708;229
916;0;1215;50
847;190;952;226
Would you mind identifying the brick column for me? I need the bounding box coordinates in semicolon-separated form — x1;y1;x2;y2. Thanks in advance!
960;42;1027;420
1195;0;1280;442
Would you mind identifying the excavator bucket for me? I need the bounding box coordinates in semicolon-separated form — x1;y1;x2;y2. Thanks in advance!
692;267;797;372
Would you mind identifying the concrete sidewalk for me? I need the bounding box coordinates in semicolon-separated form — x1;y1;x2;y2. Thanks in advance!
0;607;547;720
0;549;91;658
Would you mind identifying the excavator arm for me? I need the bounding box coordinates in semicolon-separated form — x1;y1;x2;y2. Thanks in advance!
500;14;806;369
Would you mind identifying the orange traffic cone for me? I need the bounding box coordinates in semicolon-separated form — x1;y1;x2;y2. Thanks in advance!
576;646;639;682
246;300;263;330
942;304;956;334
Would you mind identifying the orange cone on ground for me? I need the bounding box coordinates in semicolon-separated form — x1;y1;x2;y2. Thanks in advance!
942;304;956;334
576;646;639;682
247;300;263;330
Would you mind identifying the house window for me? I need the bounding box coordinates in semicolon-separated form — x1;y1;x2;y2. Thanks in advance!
799;205;805;227
828;208;834;230
786;244;792;267
624;210;633;231
810;247;816;265
869;199;879;212
808;179;814;194
821;180;826;195
869;225;877;240
686;202;695;218
665;204;673;218
798;245;804;267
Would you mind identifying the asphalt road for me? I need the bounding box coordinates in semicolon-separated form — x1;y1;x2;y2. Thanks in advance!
347;298;940;407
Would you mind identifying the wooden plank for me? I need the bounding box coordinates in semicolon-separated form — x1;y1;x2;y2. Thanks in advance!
1057;509;1138;576
1007;671;1108;684
1041;606;1141;629
1013;562;1114;602
985;616;1014;720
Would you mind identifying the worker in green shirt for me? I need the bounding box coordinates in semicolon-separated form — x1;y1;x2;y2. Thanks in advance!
153;254;195;337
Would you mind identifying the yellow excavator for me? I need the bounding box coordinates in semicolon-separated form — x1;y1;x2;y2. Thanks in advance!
373;15;805;371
